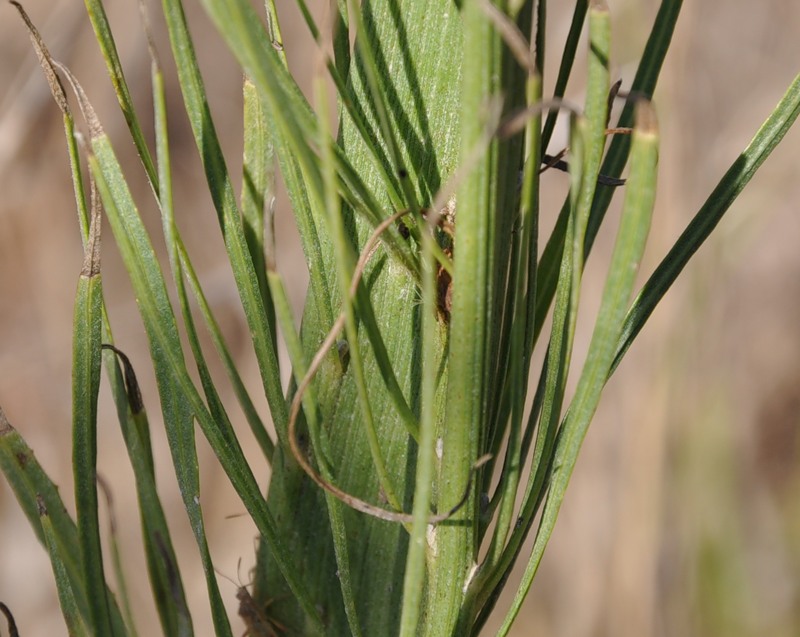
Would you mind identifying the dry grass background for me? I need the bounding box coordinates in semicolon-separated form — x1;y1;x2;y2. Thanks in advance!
1;1;799;635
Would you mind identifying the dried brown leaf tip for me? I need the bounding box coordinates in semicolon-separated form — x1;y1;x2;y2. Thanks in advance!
54;61;104;139
0;601;20;637
9;1;70;116
101;344;145;414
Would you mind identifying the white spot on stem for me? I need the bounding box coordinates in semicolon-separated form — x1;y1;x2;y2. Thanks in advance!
426;524;437;556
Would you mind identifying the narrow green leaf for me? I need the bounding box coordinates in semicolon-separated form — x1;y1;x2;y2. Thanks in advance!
160;0;288;435
346;0;422;216
533;0;683;346
540;0;588;150
482;73;543;573
504;9;611;532
538;113;588;501
199;0;417;274
241;76;277;349
576;1;611;248
433;2;533;631
431;0;494;627
262;0;287;65
585;0;683;252
97;477;140;637
39;497;91;637
499;102;659;635
487;116;587;603
7;10;147;633
398;209;442;637
294;0;405;211
80;113;324;633
316;71;404;515
83;0;158;188
0;410;128;635
43;45;319;628
103;344;192;637
71;198;113;636
352;285;420;441
266;266;363;637
148;32;251;635
177;242;275;460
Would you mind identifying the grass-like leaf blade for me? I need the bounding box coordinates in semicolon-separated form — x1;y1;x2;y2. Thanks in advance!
71;201;113;636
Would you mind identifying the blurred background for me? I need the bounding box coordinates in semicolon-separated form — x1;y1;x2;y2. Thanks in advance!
1;1;799;635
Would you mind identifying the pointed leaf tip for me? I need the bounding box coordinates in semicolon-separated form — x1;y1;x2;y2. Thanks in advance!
0;406;11;435
53;61;104;139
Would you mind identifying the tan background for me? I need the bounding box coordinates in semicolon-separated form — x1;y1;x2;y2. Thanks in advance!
1;1;799;635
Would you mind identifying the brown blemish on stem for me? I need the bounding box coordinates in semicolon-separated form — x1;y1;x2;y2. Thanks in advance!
14;452;28;469
36;493;48;517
